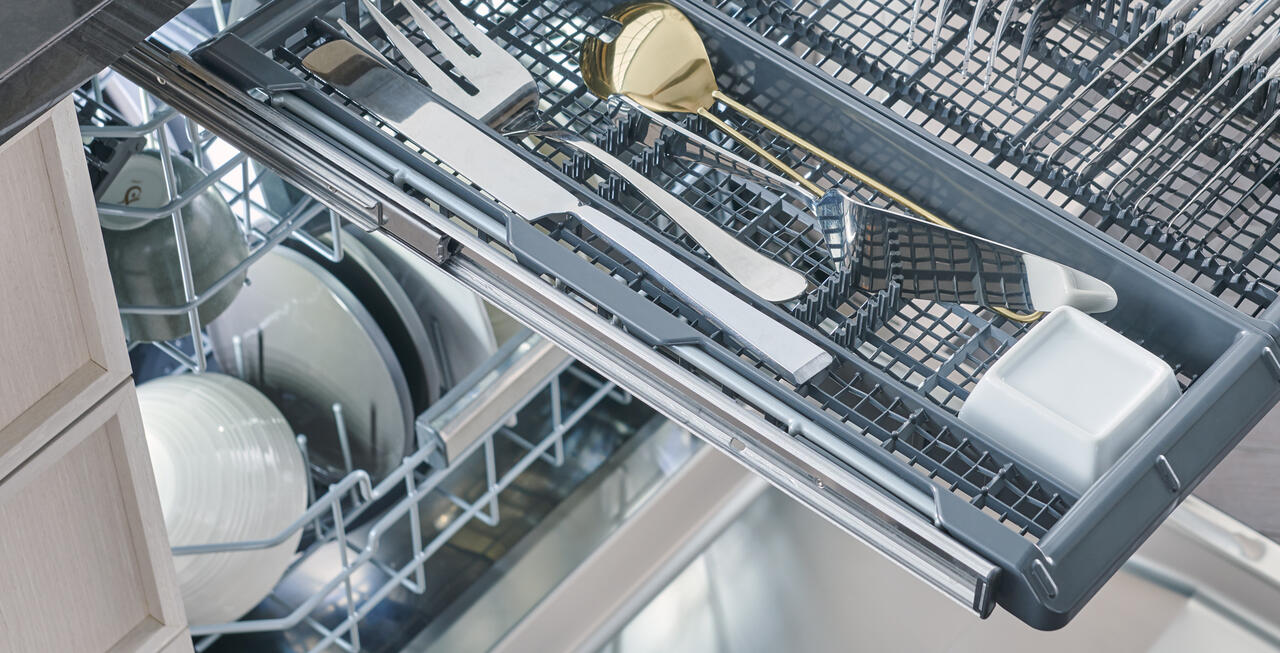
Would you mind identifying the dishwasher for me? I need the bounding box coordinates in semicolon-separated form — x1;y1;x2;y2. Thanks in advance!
56;0;1280;647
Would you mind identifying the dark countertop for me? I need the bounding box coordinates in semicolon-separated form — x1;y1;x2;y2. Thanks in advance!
0;0;192;144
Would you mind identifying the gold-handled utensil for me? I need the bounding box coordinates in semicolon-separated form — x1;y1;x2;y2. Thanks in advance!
580;1;1043;322
581;2;924;215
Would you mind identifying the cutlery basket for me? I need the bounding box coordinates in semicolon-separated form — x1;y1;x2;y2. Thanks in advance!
122;0;1280;629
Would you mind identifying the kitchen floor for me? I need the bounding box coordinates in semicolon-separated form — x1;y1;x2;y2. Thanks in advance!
605;489;1278;653
1196;404;1280;543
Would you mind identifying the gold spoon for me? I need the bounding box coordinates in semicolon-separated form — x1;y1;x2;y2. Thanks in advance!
580;1;1041;322
580;2;935;217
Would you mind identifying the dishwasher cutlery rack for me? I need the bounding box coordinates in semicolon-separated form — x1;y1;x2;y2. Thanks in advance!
256;0;1087;537
707;0;1280;317
115;0;1280;628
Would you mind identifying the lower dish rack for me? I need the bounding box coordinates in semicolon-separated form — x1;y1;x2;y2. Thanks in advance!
111;0;1280;630
184;331;649;653
76;69;666;651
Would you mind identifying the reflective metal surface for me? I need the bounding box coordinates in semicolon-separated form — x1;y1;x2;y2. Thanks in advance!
417;335;571;464
581;1;949;224
581;5;1046;323
488;442;763;653
416;419;709;653
346;0;539;128
626;102;1116;315
299;40;833;383
532;129;808;303
606;491;1280;653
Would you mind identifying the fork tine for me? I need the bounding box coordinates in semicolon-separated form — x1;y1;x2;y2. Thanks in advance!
358;0;458;94
421;0;513;61
356;0;537;126
408;0;538;125
337;18;397;69
397;0;476;74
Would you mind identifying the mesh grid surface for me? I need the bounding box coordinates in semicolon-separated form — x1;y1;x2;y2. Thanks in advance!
248;0;1245;537
705;0;1280;316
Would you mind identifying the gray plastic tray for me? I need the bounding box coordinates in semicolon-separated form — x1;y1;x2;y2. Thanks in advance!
188;0;1280;628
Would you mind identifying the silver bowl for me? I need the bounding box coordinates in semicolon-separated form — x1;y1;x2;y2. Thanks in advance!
101;151;248;342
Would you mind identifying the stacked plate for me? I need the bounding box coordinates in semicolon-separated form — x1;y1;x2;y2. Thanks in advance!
350;229;500;382
137;373;307;625
207;226;500;484
287;230;443;416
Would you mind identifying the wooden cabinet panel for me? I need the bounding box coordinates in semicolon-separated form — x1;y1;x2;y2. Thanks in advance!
0;97;188;652
0;126;93;427
0;382;185;653
154;630;195;653
0;99;131;481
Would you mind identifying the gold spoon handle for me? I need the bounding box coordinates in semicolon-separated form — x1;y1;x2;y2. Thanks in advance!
694;108;824;197
710;91;1042;324
713;90;938;225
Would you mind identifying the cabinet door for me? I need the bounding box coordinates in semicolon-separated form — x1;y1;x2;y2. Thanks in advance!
0;98;131;481
0;382;187;652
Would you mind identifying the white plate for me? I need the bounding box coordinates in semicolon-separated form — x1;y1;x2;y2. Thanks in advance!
207;247;413;483
138;373;307;625
290;229;441;414
354;230;498;384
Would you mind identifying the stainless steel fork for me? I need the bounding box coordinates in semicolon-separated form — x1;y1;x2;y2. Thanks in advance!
342;0;539;127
